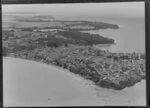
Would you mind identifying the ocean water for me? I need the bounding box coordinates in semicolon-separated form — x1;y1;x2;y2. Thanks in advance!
2;4;145;53
82;18;145;53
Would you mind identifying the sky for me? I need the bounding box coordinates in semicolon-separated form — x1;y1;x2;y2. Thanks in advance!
2;2;145;20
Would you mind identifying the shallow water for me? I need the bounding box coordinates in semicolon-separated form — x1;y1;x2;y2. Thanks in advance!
3;57;146;106
93;80;146;106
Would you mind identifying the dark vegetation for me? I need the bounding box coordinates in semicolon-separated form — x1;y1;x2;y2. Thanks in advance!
35;30;115;47
8;29;114;48
66;21;119;31
16;19;119;31
4;46;145;90
20;28;33;32
57;31;114;45
2;19;145;90
32;15;54;19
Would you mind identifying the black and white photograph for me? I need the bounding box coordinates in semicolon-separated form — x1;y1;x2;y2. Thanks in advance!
2;1;146;106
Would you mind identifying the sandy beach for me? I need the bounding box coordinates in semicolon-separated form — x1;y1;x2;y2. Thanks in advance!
3;57;146;106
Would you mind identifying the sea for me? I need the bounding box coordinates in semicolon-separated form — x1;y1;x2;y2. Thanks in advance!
2;4;146;106
2;10;145;53
81;18;145;53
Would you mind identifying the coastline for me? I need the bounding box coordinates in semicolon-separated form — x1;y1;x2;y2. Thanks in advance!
2;4;146;106
3;56;94;84
3;57;146;106
3;57;102;106
4;45;146;90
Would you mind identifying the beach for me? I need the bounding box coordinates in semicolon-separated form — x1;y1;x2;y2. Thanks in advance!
3;57;105;106
3;57;146;106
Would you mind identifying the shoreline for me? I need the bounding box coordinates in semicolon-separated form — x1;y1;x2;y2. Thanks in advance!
3;45;146;90
3;57;146;106
3;56;94;85
3;57;105;106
